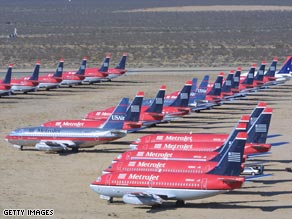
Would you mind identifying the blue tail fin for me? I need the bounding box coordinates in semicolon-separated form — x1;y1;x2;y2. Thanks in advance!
248;102;266;128
169;80;192;107
2;64;13;84
193;75;209;101
247;108;272;144
277;56;292;75
207;72;224;96
208;132;247;176
29;61;40;81
254;61;266;82
265;58;277;77
76;57;87;76
188;78;198;104
115;53;127;69
101;98;129;129
145;85;165;113
125;92;143;122
242;64;256;85
53;58;64;77
221;71;234;93
98;54;110;72
231;68;241;89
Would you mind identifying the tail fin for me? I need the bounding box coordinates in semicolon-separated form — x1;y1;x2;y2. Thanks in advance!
213;115;249;155
242;64;256;85
265;58;277;77
101;98;129;129
207;72;224;96
221;71;234;93
231;67;241;89
2;64;13;84
193;75;209;101
98;54;110;72
53;58;64;78
188;78;198;104
125;92;143;122
208;132;247;176
145;85;166;113
249;102;267;128
254;61;266;82
169;80;192;107
115;53;127;69
277;56;292;75
29;61;40;81
247;108;272;144
76;57;87;76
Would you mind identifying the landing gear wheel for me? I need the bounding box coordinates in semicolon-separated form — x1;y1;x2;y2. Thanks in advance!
107;197;113;204
175;200;185;207
72;147;79;153
20;146;23;151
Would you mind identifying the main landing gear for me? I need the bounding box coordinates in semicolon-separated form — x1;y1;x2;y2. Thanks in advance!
175;200;185;207
107;197;113;204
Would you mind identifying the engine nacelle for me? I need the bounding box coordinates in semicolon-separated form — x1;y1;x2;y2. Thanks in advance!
35;142;67;152
122;193;164;206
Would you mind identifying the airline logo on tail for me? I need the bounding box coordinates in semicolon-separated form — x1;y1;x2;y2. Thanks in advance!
255;124;267;132
228;152;241;162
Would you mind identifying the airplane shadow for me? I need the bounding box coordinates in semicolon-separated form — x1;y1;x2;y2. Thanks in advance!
142;200;292;213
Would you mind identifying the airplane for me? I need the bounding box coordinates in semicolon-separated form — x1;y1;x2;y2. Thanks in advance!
85;85;166;128
0;64;13;97
130;103;271;153
106;53;128;81
103;125;248;175
42;91;144;132
90;132;246;206
60;57;87;87
5;98;129;152
82;54;110;84
10;61;40;94
274;56;292;84
37;58;64;90
262;57;278;86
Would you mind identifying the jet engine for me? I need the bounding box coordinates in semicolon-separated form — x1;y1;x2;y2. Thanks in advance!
122;193;164;206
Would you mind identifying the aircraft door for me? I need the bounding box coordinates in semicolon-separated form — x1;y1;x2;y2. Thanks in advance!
105;174;112;186
201;178;208;190
148;180;153;188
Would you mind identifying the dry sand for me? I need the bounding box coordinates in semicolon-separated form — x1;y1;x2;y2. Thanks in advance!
0;70;292;219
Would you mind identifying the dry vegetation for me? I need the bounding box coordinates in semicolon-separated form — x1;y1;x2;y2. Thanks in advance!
0;0;291;70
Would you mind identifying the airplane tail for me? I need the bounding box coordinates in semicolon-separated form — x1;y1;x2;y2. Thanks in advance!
169;80;192;107
2;64;13;84
193;75;209;101
207;72;224;96
221;71;234;93
76;57;87;76
208;132;247;176
100;98;129;130
187;78;198;104
242;64;256;85
145;85;166;113
115;53;127;69
277;56;292;75
231;67;241;90
98;54;110;72
29;61;40;81
125;92;144;122
247;108;272;144
265;58;277;77
53;58;64;78
254;61;266;82
249;102;267;128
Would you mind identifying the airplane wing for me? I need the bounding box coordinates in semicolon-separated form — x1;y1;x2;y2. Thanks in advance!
35;140;76;152
122;192;172;206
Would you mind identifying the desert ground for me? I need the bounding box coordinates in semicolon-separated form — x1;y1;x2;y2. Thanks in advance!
0;69;292;219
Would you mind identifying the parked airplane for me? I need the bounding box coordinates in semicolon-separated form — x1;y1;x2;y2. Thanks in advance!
83;54;110;84
37;58;64;90
104;127;247;175
90;133;246;206
273;56;292;84
0;64;13;97
10;61;40;94
5;98;129;152
60;57;87;87
42;91;144;132
107;53;128;80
